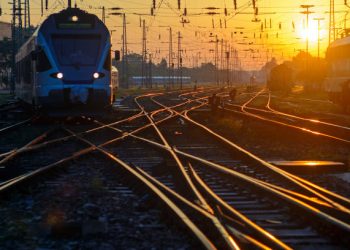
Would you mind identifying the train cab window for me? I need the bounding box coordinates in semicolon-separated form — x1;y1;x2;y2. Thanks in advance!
36;49;52;72
52;35;101;66
103;51;111;71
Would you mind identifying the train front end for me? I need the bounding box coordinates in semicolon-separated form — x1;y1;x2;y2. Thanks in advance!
35;8;112;108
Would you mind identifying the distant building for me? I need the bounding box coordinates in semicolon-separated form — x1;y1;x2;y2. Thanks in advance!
0;21;11;40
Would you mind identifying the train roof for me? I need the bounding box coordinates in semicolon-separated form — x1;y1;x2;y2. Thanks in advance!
329;36;350;49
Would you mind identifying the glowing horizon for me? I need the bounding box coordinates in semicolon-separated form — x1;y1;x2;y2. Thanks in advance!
0;1;348;70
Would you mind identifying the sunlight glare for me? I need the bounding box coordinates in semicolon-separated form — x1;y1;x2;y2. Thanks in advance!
298;20;326;42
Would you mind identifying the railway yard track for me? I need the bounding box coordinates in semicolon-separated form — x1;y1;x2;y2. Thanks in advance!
0;87;349;249
222;89;350;144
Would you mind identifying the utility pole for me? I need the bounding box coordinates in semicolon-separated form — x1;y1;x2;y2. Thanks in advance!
149;54;152;88
220;39;224;84
300;5;314;57
177;31;183;89
314;17;324;60
17;0;23;46
168;27;173;88
24;0;27;30
102;6;105;23
329;0;335;44
234;49;239;84
24;0;31;38
215;35;219;85
226;44;230;86
68;0;72;8
300;4;314;77
27;0;30;31
141;19;147;88
122;13;128;88
10;0;16;94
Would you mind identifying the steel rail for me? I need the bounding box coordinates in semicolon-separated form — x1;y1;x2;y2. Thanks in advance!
137;167;263;250
0;112;146;160
0;132;217;250
24;117;349;245
218;104;350;207
152;95;350;214
72;128;237;249
0;117;34;134
126;92;350;246
2;88;346;246
0;88;212;162
234;90;350;143
64;129;218;250
266;92;350;131
231;104;350;143
231;90;350;133
134;94;215;213
188;164;292;250
88;112;350;218
0;127;58;166
192;95;350;209
186;108;350;212
173;148;350;234
0;90;210;187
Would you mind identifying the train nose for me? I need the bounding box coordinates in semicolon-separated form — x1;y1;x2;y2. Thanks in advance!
70;87;89;104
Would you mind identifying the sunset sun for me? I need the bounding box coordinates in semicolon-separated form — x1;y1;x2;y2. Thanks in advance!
298;20;326;42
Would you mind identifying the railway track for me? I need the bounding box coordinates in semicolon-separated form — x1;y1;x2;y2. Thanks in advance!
88;91;350;247
0;87;349;249
0;89;222;249
223;89;350;144
0;151;199;249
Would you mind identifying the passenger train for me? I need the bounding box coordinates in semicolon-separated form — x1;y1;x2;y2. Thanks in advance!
15;7;114;109
325;36;350;111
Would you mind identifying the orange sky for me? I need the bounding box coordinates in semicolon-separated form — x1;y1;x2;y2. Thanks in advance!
0;0;349;70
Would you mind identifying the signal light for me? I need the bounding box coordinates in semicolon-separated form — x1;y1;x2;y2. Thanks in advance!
57;73;63;79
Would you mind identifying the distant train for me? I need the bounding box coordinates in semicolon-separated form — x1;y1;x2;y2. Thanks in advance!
15;7;114;109
325;36;350;111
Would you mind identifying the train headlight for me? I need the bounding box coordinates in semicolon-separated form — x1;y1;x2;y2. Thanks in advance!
71;16;79;22
57;72;64;79
93;72;100;79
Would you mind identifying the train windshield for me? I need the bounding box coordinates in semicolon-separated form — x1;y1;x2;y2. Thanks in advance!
52;34;101;66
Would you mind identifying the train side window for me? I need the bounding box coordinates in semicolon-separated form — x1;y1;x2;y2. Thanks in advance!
36;49;52;72
103;51;111;71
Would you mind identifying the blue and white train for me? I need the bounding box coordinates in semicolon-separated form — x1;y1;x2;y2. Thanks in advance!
15;7;113;108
